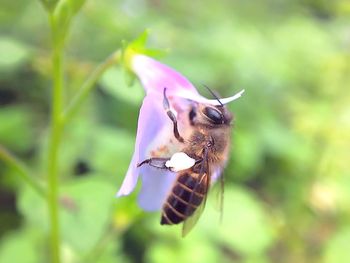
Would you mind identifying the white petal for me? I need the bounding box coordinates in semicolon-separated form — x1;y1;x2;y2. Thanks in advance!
208;89;245;105
176;89;245;106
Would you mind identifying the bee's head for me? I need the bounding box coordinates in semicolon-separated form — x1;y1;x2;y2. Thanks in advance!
189;104;233;127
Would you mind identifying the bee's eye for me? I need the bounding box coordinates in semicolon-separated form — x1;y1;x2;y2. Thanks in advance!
203;107;223;124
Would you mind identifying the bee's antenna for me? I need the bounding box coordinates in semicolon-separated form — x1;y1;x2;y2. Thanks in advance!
203;84;224;107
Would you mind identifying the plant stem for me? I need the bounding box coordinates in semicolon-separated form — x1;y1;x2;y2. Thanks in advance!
62;50;121;124
46;12;120;263
0;145;46;198
47;14;64;263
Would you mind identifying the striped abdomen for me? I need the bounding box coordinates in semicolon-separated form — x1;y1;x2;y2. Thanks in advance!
161;172;207;225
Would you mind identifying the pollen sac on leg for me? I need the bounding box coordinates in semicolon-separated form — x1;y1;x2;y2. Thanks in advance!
165;152;196;172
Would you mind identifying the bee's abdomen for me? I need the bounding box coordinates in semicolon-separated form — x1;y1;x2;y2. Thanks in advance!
161;172;206;225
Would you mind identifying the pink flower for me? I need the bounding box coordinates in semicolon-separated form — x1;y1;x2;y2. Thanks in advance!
116;54;244;211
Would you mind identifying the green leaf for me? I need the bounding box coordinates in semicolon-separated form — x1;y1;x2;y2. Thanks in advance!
219;187;275;255
39;0;60;12
52;0;87;44
18;176;116;253
232;130;263;180
60;178;116;252
52;1;72;43
56;118;94;179
100;67;144;105
146;230;220;263
86;126;135;181
0;106;36;152
37;117;134;183
145;186;275;261
93;240;131;263
200;186;276;256
0;228;43;263
69;0;86;14
0;37;30;72
324;226;350;263
121;30;168;75
54;0;86;17
131;30;149;49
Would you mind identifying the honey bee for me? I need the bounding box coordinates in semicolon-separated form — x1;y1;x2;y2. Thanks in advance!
138;88;233;236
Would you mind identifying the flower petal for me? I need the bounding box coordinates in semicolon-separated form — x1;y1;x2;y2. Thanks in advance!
132;55;245;106
117;53;244;212
175;88;245;106
116;93;169;197
132;55;199;96
137;167;176;211
117;92;188;203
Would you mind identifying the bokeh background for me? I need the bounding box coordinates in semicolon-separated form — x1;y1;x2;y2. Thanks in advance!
1;0;350;262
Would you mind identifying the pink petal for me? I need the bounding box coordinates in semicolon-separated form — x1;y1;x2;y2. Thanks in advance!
137;167;176;211
117;96;192;210
116;93;169;197
132;55;244;105
117;55;198;199
117;92;188;204
132;55;199;96
117;54;244;212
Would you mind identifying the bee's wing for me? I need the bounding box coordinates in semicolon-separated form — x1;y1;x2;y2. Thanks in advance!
207;166;225;223
217;170;224;223
182;149;210;237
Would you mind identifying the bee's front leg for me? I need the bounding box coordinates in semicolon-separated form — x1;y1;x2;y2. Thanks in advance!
138;152;197;172
137;157;171;170
163;88;185;143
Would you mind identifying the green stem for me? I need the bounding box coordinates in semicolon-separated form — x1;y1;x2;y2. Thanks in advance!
0;145;46;198
47;14;64;263
62;50;121;124
46;12;120;263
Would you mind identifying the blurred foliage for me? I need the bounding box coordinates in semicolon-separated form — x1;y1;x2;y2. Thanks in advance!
1;0;350;262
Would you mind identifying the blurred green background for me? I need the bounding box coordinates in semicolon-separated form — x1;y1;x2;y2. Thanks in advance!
1;0;350;262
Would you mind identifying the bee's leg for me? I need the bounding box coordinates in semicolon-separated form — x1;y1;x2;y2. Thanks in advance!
137;152;197;172
137;157;171;170
163;88;185;143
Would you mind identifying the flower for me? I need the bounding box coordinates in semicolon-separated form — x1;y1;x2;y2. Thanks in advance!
116;53;244;211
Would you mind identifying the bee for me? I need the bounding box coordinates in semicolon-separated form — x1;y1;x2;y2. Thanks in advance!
137;88;233;236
